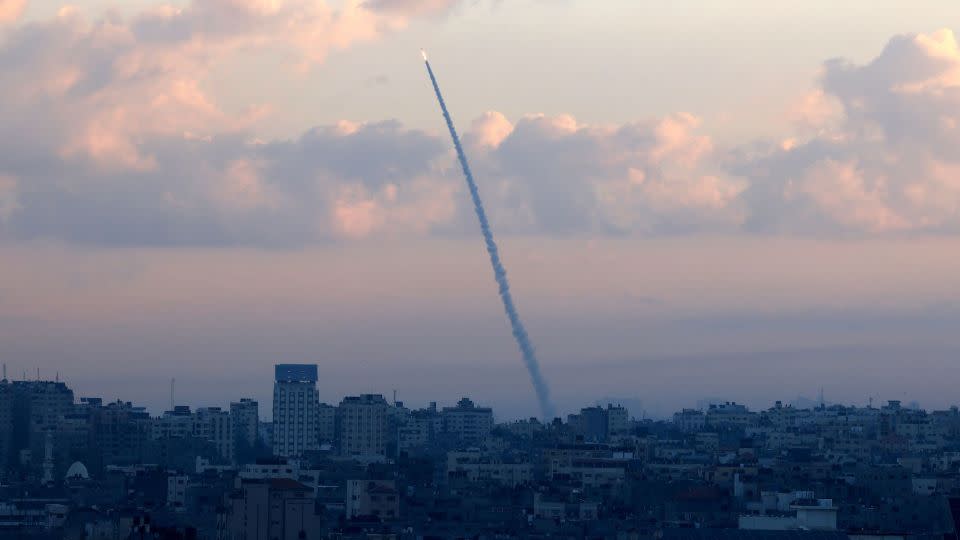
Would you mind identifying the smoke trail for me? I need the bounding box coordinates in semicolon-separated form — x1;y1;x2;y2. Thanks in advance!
422;53;557;420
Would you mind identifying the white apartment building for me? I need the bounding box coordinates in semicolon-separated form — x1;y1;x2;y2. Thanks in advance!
339;394;389;459
442;398;494;444
272;364;320;458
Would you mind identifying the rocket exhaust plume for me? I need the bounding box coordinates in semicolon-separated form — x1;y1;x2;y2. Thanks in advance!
421;51;557;420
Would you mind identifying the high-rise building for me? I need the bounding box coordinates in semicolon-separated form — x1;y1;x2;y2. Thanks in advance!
338;394;389;459
0;379;12;468
442;397;494;444
195;407;234;464
89;400;152;469
272;364;319;458
11;381;75;466
317;403;336;445
230;399;259;447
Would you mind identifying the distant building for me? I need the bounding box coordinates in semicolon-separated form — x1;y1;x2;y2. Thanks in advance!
446;450;532;487
226;478;322;540
338;395;389;459
706;401;756;428
153;406;194;440
238;457;321;496
317;403;336;444
0;379;12;468
11;381;74;465
739;497;838;531
345;479;399;520
442;398;494;444
152;406;234;464
167;473;189;511
399;405;442;452
674;408;707;432
195;407;234;464
272;364;320;458
533;492;599;521
568;404;629;442
229;398;259;447
89;400;152;468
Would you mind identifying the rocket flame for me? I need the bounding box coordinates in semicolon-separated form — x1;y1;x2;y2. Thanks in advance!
420;49;428;61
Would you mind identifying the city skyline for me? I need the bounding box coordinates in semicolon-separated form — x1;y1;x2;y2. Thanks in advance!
0;353;950;422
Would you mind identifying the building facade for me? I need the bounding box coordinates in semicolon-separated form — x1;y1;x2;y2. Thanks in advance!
338;394;389;459
272;364;320;458
442;398;494;444
229;399;259;448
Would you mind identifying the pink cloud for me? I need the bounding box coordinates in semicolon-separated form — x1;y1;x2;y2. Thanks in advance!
0;0;24;24
0;0;457;171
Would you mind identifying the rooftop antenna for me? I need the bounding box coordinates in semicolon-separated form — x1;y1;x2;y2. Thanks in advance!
36;367;40;381
170;378;175;411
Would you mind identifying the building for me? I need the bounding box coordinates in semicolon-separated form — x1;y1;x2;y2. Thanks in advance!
706;402;757;428
272;364;320;458
398;407;442;452
226;478;322;540
533;492;599;521
238;457;322;496
446;450;532;487
442;398;494;444
152;406;234;464
568;404;630;442
195;407;234;464
606;404;630;437
345;479;399;520
339;394;389;459
10;381;75;466
673;409;707;432
167;473;189;511
230;398;259;447
89;400;152;469
739;498;838;531
317;403;336;444
0;379;12;469
153;406;195;440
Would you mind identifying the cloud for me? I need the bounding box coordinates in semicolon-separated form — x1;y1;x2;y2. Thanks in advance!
0;0;24;25
742;28;960;234
0;0;456;173
362;0;463;16
479;112;745;234
2;18;960;245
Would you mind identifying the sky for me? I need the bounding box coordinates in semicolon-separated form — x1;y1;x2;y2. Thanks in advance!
3;0;960;419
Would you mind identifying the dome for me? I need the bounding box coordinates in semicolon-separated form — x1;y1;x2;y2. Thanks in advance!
65;461;89;480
